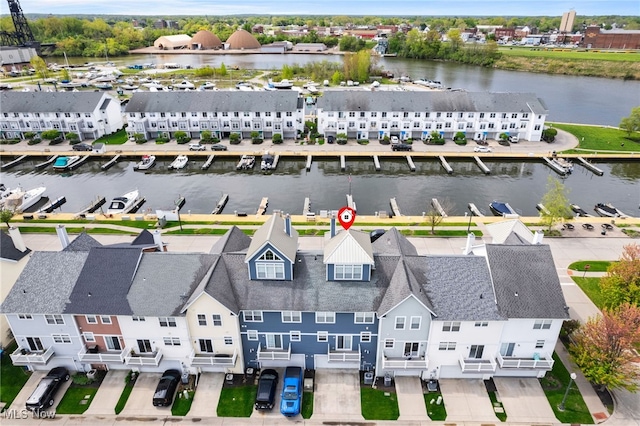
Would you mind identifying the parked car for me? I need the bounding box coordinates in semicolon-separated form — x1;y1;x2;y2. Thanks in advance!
473;146;492;153
49;136;63;145
189;143;206;151
327;135;335;144
210;144;228;151
25;367;69;412
370;229;386;242
508;136;519;143
72;143;93;151
280;367;303;417
390;136;400;145
254;369;279;411
392;143;412;151
152;369;181;407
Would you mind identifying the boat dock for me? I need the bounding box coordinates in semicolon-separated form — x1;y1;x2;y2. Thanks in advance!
373;155;381;171
125;197;146;214
1;155;27;171
257;197;269;215
34;155;58;170
577;157;604;176
69;155;90;170
542;157;569;175
431;198;448;217
272;155;280;169
346;194;357;212
474;156;491;174
37;196;67;213
306;155;312;171
390;198;401;217
101;154;120;170
406;155;416;171
340;155;346;171
77;196;107;215
439;156;453;174
303;197;311;216
467;203;484;217
211;194;229;214
202;155;215;170
536;203;551;215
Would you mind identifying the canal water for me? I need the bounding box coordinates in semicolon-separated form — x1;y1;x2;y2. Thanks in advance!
3;157;639;218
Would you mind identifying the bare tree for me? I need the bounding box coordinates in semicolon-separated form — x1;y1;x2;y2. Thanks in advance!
425;198;454;235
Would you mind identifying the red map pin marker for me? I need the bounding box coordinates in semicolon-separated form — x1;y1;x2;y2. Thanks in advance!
338;206;356;230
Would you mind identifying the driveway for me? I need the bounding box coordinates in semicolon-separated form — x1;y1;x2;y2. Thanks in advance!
250;368;284;419
395;376;428;421
120;373;171;416
312;369;362;421
6;370;71;414
494;377;557;423
83;370;127;415
438;378;497;422
188;372;224;417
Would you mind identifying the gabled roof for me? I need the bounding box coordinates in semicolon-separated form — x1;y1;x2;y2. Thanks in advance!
245;214;298;262
1;92;109;113
0;231;30;261
130;229;155;246
486;219;535;244
485;244;568;319
210;226;251;254
376;258;434;316
324;230;374;265
1;252;88;314
372;228;418;256
63;232;102;252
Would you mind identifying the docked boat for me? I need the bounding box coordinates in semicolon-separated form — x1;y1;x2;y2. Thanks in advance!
570;204;590;217
551;158;573;174
594;203;621;218
174;80;195;90
236;155;256;170
261;154;275;171
133;155;156;171
107;190;139;215
271;79;293;89
169;155;189;170
120;84;139;91
198;82;216;90
94;82;113;90
53;155;81;171
489;200;517;217
0;186;47;212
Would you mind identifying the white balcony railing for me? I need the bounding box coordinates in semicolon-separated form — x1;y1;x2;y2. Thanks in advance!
496;352;554;370
78;345;127;363
459;355;497;373
189;349;237;366
10;346;55;365
257;343;291;361
328;344;361;362
124;348;163;366
382;352;429;370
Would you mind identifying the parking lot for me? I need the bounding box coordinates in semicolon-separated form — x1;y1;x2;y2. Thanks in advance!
438;378;498;422
312;369;362;420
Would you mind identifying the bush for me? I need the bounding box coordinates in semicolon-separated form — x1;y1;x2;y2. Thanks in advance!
454;140;467;145
72;373;94;385
357;139;369;145
28;138;42;145
175;131;190;144
0;139;21;145
252;137;264;144
272;134;283;144
317;137;325;145
211;137;220;144
229;133;241;144
41;130;61;140
200;130;212;143
155;136;169;144
336;133;348;145
67;133;80;143
380;136;390;145
48;137;64;145
24;132;36;139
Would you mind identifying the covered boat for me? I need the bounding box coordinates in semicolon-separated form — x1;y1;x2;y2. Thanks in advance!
594;203;620;218
0;186;46;212
489;200;517;217
107;190;139;215
169;155;189;170
53;155;81;171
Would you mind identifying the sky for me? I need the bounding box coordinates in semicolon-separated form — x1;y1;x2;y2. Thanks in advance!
9;0;640;17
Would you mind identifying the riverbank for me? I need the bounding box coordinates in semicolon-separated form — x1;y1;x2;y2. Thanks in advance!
494;55;640;80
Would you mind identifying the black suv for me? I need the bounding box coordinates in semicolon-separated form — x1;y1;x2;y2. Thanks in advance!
25;367;70;412
153;369;181;407
255;369;279;410
72;143;92;151
392;143;412;151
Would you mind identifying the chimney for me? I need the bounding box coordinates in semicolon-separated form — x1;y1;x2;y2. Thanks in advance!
56;224;70;249
532;230;544;245
462;233;475;255
330;213;336;238
284;214;292;237
153;229;164;252
8;227;27;252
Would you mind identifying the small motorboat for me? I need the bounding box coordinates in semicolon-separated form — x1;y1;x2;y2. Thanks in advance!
570;204;590;217
93;82;113;90
489;200;517;217
551;157;573;174
594;203;621;218
174;80;195;90
236;155;256;170
107;190;139;215
198;82;216;90
134;155;156;171
53;155;81;171
261;153;275;171
120;84;139;90
169;155;189;170
0;186;47;212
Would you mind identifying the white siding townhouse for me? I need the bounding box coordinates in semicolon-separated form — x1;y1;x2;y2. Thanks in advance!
124;91;305;141
316;91;548;142
0;92;124;141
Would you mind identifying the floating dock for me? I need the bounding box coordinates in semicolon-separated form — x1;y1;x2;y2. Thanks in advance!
303;197;311;216
406;155;416;171
439;156;453;174
1;155;27;171
346;194;357;212
126;197;146;214
577;157;604;176
340;155;346;171
473;156;491;174
257;197;269;215
431;198;448;217
272;155;280;169
373;155;381;171
101;154;120;170
306;155;312;171
34;155;59;170
468;203;484;217
77;196;106;215
201;155;215;170
69;155;90;171
542;157;569;175
211;194;229;214
536;203;551;215
37;196;67;213
390;198;401;217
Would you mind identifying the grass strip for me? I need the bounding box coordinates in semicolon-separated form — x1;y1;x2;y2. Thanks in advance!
216;385;257;417
360;387;399;420
114;382;135;415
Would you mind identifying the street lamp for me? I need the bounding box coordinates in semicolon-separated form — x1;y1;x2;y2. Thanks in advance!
465;211;472;233
558;372;577;411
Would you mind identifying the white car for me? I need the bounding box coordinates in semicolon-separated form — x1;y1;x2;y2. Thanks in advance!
390;136;399;145
189;143;206;151
474;146;492;153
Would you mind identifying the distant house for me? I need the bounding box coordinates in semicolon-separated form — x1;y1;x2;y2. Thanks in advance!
154;34;192;50
291;43;327;52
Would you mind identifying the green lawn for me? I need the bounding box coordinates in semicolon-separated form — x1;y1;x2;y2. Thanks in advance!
499;47;640;63
572;277;607;310
568;261;613;272
55;386;98;414
95;128;128;145
216;385;256;417
539;352;594;424
360;387;399;420
114;382;135;414
488;390;507;422
551;123;640;153
424;392;447;420
302;391;314;419
172;390;195;416
0;341;31;410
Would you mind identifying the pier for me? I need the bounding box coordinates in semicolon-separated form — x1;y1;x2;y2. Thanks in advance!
1;155;27;171
542;157;569;175
340;155;346;171
467;203;484;217
211;194;229;214
439;156;453;174
272;155;280;169
390;198;402;217
373;155;381;171
431;198;448;217
473;156;491;174
126;197;146;214
37;196;67;213
346;194;357;212
77;196;106;215
577;157;604;176
257;197;269;215
201;155;215;170
303;197;311;216
69;155;90;170
406;155;416;171
536;203;551;215
34;155;58;170
101;154;121;170
306;155;312;171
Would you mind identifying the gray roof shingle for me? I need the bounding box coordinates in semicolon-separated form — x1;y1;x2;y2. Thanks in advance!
372;228;418;256
0;231;31;261
210;226;251;254
63;232;102;252
1;92;109;113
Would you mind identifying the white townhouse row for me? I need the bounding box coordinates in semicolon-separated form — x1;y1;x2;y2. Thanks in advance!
0;92;124;140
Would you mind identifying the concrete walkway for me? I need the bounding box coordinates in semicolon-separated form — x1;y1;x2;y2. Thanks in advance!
84;370;127;415
438;379;497;423
187;372;224;417
394;376;428;421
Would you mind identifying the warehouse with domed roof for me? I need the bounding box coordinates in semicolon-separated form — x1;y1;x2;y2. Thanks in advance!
190;30;223;50
225;29;261;50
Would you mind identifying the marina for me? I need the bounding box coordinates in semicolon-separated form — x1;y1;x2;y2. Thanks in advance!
101;154;121;170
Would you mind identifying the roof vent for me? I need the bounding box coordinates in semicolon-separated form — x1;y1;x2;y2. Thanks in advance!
88;292;92;297
514;292;518;297
480;293;483;299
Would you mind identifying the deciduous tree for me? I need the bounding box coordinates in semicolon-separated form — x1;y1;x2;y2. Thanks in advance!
619;106;640;137
539;176;573;231
600;243;640;308
425;198;453;235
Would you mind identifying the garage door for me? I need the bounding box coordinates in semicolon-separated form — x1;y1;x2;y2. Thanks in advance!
314;354;359;370
259;354;305;369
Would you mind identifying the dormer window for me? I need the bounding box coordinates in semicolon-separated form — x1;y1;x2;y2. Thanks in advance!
256;249;284;279
259;250;281;261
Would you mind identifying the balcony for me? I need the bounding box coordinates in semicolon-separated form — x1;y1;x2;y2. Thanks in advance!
11;346;55;366
257;343;291;361
496;352;554;370
459;355;497;373
78;344;127;364
189;349;237;367
382;352;429;370
124;348;163;366
328;345;361;363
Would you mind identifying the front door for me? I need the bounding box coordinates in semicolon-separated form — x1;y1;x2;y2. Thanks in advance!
266;334;283;349
105;336;122;351
500;342;515;357
404;342;419;357
336;335;352;351
26;337;43;352
199;339;214;353
468;345;484;359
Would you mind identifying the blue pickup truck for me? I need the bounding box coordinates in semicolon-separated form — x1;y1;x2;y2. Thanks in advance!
280;366;303;416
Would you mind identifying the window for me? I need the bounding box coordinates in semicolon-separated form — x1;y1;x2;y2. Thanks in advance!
197;314;207;326
335;264;362;280
316;312;335;323
442;322;460;332
18;314;33;320
490;113;496;118
290;331;301;342
85;315;97;323
438;342;456;351
534;124;541;130
247;330;258;341
212;314;223;326
163;337;181;346
410;316;421;330
354;312;375;324
224;336;233;345
26;337;43;352
500;342;515;357
475;321;489;327
535;340;545;349
384;339;394;349
137;339;152;353
336;335;352;350
83;332;95;342
533;319;552;330
468;344;484;359
45;314;64;325
256;263;285;279
159;317;177;327
244;311;263;322
100;316;111;324
282;311;302;323
132;316;145;322
371;112;377;117
199;339;213;353
317;331;328;342
266;334;283;349
52;334;71;344
360;332;371;343
404;342;419;356
511;113;518;119
395;316;406;330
